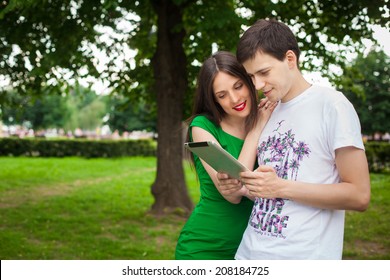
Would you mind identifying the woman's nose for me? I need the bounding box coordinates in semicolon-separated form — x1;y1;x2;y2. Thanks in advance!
229;91;240;103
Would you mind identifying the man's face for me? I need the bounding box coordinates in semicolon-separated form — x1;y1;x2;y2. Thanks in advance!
242;51;294;103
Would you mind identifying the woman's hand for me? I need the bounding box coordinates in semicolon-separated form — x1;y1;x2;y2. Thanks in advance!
216;172;254;201
258;98;278;123
216;172;243;195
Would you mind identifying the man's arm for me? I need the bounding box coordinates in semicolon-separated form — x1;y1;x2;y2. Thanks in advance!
241;146;371;211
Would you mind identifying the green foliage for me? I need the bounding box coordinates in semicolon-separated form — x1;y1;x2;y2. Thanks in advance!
104;94;157;133
0;85;108;131
0;138;157;158
333;50;390;136
365;141;390;173
1;89;72;129
1;0;388;111
0;0;122;97
64;86;108;131
1;137;388;174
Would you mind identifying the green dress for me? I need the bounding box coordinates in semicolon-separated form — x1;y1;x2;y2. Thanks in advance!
175;115;254;260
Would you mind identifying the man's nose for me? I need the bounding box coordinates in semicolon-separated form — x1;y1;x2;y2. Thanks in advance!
253;76;266;90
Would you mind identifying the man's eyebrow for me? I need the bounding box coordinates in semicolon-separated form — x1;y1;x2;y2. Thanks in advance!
255;67;270;74
247;67;267;76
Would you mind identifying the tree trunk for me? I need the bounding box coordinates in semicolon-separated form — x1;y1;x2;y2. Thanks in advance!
150;0;193;215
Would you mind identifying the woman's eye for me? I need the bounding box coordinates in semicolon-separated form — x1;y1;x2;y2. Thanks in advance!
235;83;243;90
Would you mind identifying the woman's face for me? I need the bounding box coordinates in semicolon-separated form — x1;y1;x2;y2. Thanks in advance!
213;71;252;119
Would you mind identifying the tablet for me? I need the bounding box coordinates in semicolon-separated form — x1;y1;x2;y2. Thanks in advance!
184;141;249;179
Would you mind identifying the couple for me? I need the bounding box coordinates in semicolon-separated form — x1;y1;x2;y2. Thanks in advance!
175;18;371;260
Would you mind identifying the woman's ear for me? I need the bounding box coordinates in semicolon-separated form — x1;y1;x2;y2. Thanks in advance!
285;50;297;69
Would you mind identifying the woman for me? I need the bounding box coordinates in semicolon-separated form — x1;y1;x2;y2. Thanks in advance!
175;51;276;259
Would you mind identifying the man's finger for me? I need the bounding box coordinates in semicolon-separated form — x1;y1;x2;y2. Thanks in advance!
255;165;275;172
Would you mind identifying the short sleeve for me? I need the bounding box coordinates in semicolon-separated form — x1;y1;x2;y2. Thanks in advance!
327;95;364;153
189;115;220;141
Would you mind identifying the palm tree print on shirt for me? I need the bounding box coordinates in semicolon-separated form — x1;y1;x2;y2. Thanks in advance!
257;120;311;180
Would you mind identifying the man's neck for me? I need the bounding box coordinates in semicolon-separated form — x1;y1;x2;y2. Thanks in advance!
281;74;311;103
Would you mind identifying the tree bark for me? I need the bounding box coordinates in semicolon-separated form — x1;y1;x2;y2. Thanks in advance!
150;0;193;215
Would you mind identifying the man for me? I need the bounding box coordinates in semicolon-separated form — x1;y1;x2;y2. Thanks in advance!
217;18;370;259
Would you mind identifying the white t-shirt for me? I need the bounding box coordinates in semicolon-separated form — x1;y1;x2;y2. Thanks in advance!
235;85;364;260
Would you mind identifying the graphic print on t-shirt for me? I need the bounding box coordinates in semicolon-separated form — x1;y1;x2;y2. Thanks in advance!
249;120;311;238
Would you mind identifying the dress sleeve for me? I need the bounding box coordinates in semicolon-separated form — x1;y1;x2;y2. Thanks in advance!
189;115;219;141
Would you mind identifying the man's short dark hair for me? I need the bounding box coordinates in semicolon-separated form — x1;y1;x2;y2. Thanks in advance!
237;18;300;65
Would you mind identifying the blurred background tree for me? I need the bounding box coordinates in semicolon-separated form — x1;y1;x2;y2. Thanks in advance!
332;49;390;139
1;89;71;131
0;0;388;215
105;96;156;133
1;85;107;133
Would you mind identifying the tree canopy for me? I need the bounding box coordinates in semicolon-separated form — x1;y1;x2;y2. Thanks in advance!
1;0;388;103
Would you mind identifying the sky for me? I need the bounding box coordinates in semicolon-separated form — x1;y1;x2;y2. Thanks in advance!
369;25;390;54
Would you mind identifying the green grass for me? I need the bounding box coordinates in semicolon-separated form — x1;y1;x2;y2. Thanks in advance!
0;157;388;259
0;157;197;260
343;173;390;259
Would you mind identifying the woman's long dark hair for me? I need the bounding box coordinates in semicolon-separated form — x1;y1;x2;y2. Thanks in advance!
186;51;258;142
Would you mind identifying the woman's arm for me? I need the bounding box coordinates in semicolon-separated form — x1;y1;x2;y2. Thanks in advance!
210;99;277;203
190;126;246;203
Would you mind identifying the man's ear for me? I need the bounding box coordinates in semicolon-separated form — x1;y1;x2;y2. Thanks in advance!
285;50;297;69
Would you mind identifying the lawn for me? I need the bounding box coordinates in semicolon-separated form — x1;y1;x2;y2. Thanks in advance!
0;157;388;259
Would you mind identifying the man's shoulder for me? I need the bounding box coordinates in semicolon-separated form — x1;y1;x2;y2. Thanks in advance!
310;84;338;94
310;84;347;102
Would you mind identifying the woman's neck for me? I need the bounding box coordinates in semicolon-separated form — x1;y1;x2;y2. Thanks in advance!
220;116;247;140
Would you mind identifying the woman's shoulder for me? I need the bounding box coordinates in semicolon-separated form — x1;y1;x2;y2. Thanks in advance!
190;115;217;128
189;115;221;139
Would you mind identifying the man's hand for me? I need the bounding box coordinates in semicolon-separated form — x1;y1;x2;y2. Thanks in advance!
240;165;281;198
